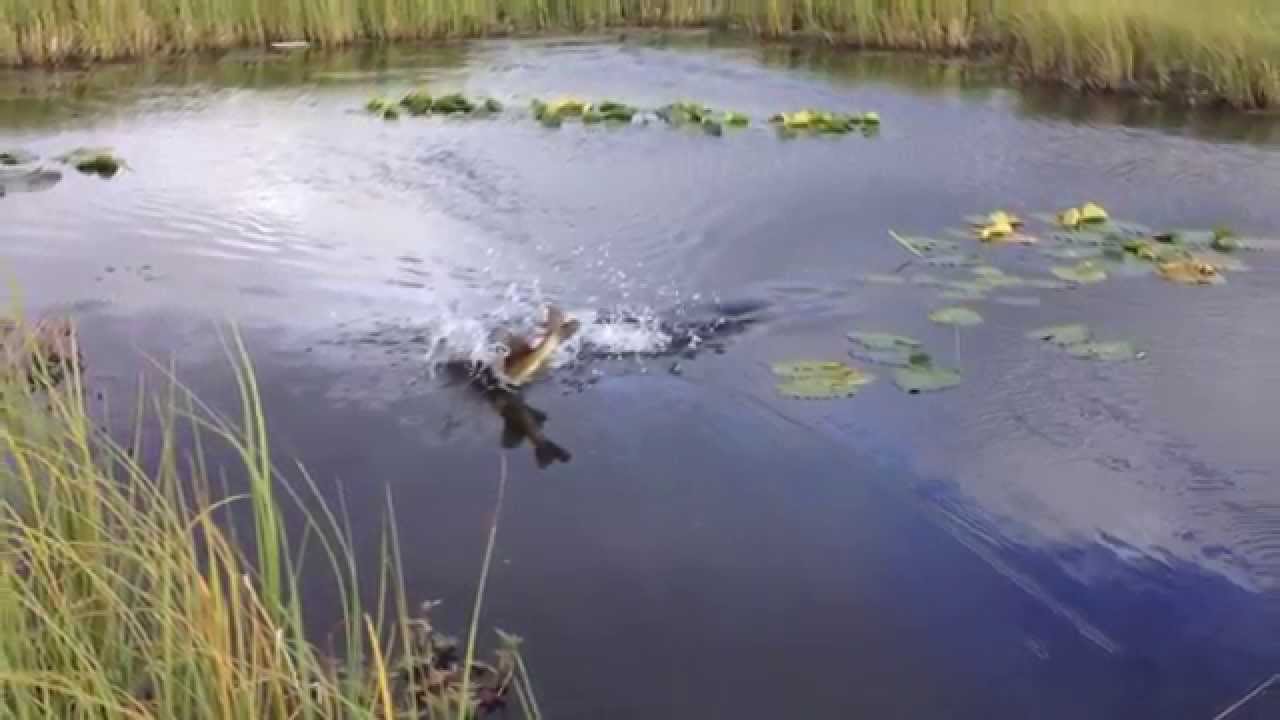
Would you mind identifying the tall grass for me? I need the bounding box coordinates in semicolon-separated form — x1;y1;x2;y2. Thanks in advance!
1;0;1277;107
0;322;537;720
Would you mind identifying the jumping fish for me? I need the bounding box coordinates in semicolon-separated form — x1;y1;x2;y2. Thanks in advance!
499;305;580;387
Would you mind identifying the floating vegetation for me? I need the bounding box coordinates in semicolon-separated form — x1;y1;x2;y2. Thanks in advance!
656;101;751;136
374;91;498;119
1157;258;1225;286
365;97;400;120
56;147;125;178
1027;323;1141;361
1051;260;1108;285
0;148;38;165
967;209;1030;243
1067;340;1142;361
893;354;962;395
928;306;983;327
771;360;874;399
768;109;878;135
847;332;925;367
1057;202;1110;229
992;295;1042;307
399;89;433;116
535;97;636;127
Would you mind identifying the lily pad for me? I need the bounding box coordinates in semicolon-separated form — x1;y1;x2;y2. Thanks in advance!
847;332;922;351
893;361;962;394
0;149;38;165
1026;323;1091;347
1157;259;1225;286
771;360;857;378
56;148;125;178
400;90;433;116
722;111;749;128
928;306;983;327
938;289;987;302
771;360;874;399
1051;261;1108;285
776;376;869;399
1066;340;1142;361
431;93;476;115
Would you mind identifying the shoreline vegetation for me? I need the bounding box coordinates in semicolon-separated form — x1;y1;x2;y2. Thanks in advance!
0;1;1278;109
0;322;537;719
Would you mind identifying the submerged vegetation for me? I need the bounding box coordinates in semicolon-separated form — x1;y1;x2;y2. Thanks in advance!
1;2;1277;108
0;323;540;719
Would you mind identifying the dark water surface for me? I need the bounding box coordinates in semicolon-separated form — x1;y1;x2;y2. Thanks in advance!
3;35;1280;719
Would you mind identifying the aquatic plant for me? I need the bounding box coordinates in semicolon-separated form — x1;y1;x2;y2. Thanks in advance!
365;97;401;120
56;147;125;177
928;306;983;327
771;360;874;399
892;353;961;394
1027;323;1141;361
0;323;541;720
401;89;434;116
768;109;876;135
2;1;1278;109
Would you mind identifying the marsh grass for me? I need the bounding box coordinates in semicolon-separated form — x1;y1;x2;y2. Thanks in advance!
0;1;1277;107
0;325;537;720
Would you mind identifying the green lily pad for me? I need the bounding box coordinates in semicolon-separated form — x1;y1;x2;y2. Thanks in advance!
431;93;475;114
56;147;125;178
400;90;433;116
1065;340;1142;361
722;111;749;128
1026;323;1091;346
771;360;859;378
701;120;724;137
893;363;962;394
776;376;869;399
583;110;605;124
928;306;983;327
771;360;874;399
925;253;982;268
0;149;38;165
847;332;922;351
1051;261;1108;285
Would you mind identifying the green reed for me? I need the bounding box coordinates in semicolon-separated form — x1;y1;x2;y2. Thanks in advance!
0;0;1276;107
0;322;536;720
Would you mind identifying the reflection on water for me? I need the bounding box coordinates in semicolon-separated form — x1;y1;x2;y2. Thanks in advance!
4;36;1280;719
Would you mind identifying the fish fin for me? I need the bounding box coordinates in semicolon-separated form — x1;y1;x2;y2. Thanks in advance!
557;318;581;343
534;439;571;468
544;305;566;329
500;416;525;448
504;334;534;358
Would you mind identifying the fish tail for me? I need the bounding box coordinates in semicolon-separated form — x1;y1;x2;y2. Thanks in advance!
544;305;566;330
534;439;572;467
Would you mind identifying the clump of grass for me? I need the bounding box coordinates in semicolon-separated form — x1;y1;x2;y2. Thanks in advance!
0;322;539;719
0;2;1277;107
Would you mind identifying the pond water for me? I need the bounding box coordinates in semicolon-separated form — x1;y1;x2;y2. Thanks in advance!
4;34;1280;719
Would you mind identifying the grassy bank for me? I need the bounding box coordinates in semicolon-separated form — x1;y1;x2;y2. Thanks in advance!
0;1;1278;108
0;325;536;719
